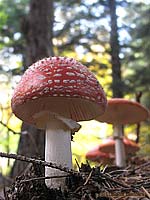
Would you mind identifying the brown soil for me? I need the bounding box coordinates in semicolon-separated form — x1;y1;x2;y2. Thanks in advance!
3;156;150;200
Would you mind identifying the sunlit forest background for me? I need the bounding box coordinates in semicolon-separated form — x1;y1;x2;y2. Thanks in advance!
0;0;150;181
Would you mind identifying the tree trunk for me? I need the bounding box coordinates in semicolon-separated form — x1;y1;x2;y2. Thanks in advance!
135;92;142;143
11;0;54;178
109;0;123;98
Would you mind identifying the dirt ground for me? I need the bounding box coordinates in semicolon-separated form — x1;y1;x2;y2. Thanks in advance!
1;156;149;200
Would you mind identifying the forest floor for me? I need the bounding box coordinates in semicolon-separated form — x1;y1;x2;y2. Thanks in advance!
1;156;150;200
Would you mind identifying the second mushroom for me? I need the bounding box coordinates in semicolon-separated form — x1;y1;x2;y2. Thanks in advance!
96;98;149;167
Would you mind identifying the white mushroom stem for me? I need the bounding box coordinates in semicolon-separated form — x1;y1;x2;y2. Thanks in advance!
113;124;126;167
45;115;81;189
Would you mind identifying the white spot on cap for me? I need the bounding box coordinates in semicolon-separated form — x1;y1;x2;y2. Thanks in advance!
76;73;85;78
44;68;49;72
56;69;63;72
54;74;62;77
54;80;61;83
70;80;76;84
68;86;74;89
66;90;71;92
63;80;69;83
32;89;37;93
48;80;53;84
59;63;66;67
73;94;79;97
26;92;31;95
67;67;73;70
50;63;54;67
54;86;63;89
32;96;38;99
66;72;76;76
46;72;52;75
43;87;49;93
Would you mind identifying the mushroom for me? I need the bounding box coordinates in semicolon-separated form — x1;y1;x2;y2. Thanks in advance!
11;57;107;189
96;98;149;167
86;137;139;165
86;147;114;164
99;137;139;155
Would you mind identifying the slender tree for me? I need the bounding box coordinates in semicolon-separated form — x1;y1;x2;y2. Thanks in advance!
108;0;125;167
109;0;123;98
135;91;142;143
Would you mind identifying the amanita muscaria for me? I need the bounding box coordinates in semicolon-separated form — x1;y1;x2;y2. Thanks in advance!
86;147;114;164
96;98;149;167
99;137;139;155
86;137;139;165
11;56;107;189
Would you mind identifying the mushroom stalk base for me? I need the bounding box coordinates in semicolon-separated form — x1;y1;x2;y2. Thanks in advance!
114;124;126;167
45;118;73;189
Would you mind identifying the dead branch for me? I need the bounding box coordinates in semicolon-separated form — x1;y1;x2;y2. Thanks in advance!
20;174;69;184
0;152;74;174
0;120;20;135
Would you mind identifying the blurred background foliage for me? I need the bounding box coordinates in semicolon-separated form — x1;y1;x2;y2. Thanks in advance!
0;0;149;174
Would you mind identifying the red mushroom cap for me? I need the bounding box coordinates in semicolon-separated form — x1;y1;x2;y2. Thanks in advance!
99;137;140;154
86;149;114;164
96;98;149;125
11;57;107;128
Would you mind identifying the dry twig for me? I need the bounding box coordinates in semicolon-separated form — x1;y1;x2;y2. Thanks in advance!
0;120;20;135
141;186;150;198
0;152;74;174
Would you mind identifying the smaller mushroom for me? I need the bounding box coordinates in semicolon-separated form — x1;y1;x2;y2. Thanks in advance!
86;148;114;164
99;137;139;155
96;98;149;167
